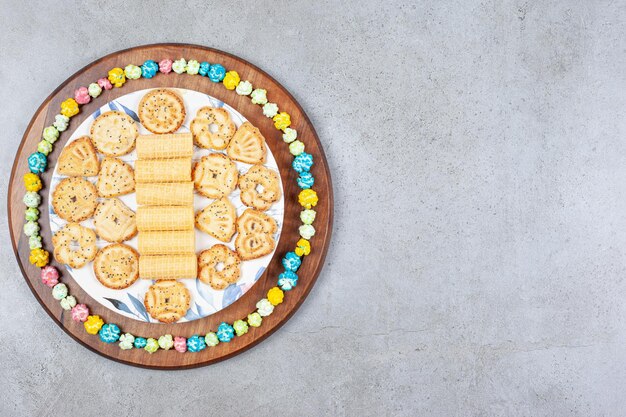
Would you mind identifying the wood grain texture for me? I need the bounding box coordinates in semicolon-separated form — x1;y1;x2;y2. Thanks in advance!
7;44;333;369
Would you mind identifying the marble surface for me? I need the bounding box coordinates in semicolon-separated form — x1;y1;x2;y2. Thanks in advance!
1;1;625;416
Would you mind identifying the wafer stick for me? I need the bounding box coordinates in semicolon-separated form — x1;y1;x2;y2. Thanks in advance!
135;182;193;206
136;206;194;231
138;230;195;255
135;158;192;183
139;254;197;279
136;133;194;159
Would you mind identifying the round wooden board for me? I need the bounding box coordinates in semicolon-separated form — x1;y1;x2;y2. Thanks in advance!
8;44;333;369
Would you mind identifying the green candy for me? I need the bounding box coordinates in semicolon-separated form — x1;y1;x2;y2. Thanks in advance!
118;333;135;350
25;207;39;221
23;220;40;237
43;126;59;143
204;332;219;347
233;319;249;337
250;88;267;105
29;234;42;249
158;334;174;350
52;283;68;300
124;64;141;80
60;295;76;310
289;140;305;156
37;140;53;155
300;209;316;225
186;60;200;75
247;312;262;327
144;338;159;353
282;128;297;143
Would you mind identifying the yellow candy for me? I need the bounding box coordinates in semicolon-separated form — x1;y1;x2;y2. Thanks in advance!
295;238;311;257
272;112;291;131
298;189;318;209
60;98;79;118
267;287;284;306
84;315;104;335
23;173;42;192
223;71;240;90
108;67;126;88
29;248;49;267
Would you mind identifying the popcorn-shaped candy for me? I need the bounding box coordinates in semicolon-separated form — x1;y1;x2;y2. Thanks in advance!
297;172;315;189
174;336;187;352
133;337;147;349
29;234;42;250
186;60;200;75
267;287;284;306
41;265;59;287
236;80;252;96
172;58;187;74
300;209;316;225
187;334;206;352
60;98;79;117
292;152;313;173
289;140;305;156
37;140;53;155
204;332;219;347
25;207;39;222
216;322;234;342
247;312;262;327
198;61;211;76
43;126;59;143
29;248;49;267
273;112;291;130
107;67;126;88
74;86;91;104
282;128;297;143
124;64;141;80
262;103;278;118
53;115;69;132
141;60;159;79
71;304;89;322
295;238;311;257
97;77;113;90
278;270;298;291
159;58;173;74
84;315;104;334
60;295;77;311
119;333;135;350
256;298;274;316
299;224;316;240
144;338;159;353
298;189;318;209
250;88;267;105
282;252;301;272
99;323;121;343
223;71;240;90
208;63;226;82
28;152;47;174
52;283;68;300
23;191;41;208
88;82;102;98
158;334;174;350
23;220;40;237
233;319;248;337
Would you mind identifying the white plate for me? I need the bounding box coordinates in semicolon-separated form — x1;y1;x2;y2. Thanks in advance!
48;88;284;323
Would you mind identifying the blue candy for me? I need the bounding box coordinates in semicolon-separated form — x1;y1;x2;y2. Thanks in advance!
133;337;147;349
198;61;211;76
28;152;47;174
99;323;121;343
216;322;234;342
187;334;206;352
208;64;226;82
282;251;301;272
278;270;299;291
141;60;159;79
297;172;315;189
292;152;313;173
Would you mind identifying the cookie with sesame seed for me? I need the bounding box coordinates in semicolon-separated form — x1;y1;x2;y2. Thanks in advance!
144;280;191;323
195;198;237;242
51;177;98;222
239;164;281;211
93;198;137;243
93;243;139;289
97;157;135;198
190;107;236;150
52;223;98;268
192;153;238;199
138;89;186;134
90;111;138;156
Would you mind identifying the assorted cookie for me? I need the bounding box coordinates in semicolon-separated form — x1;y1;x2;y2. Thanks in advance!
239;164;282;211
93;198;137;243
198;244;241;290
191;107;236;150
57;136;99;177
227;121;267;164
192;153;238;199
144;280;191;323
93;244;139;289
138;89;185;134
90;111;138;156
51;177;98;222
52;223;98;268
195;198;237;242
235;209;278;260
97;157;135;197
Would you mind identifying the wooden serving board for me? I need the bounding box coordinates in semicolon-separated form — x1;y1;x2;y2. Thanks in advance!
7;44;333;369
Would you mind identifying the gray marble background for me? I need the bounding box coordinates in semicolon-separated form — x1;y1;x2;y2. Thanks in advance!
1;1;625;416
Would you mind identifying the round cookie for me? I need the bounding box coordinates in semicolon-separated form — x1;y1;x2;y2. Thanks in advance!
198;244;241;290
144;280;191;323
93;244;139;289
93;198;137;243
138;89;186;134
52;177;98;222
52;223;97;268
239;164;282;211
190;107;236;150
192;153;238;199
90;111;138;156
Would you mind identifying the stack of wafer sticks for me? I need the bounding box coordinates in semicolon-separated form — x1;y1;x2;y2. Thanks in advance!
135;133;197;279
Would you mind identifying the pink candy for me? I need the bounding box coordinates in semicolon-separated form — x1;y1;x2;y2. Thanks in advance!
74;86;91;104
159;59;173;74
174;336;187;353
41;266;59;287
71;304;89;322
97;77;113;90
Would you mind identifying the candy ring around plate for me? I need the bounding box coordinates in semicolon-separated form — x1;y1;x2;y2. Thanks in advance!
8;44;332;369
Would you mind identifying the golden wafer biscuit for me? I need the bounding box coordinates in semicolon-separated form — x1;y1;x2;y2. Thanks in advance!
136;206;194;231
93;244;139;289
135;158;192;183
139;254;198;279
136;133;193;159
144;280;191;323
137;230;195;255
135;182;194;206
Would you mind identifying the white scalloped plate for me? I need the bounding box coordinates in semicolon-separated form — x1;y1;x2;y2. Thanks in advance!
48;88;284;323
